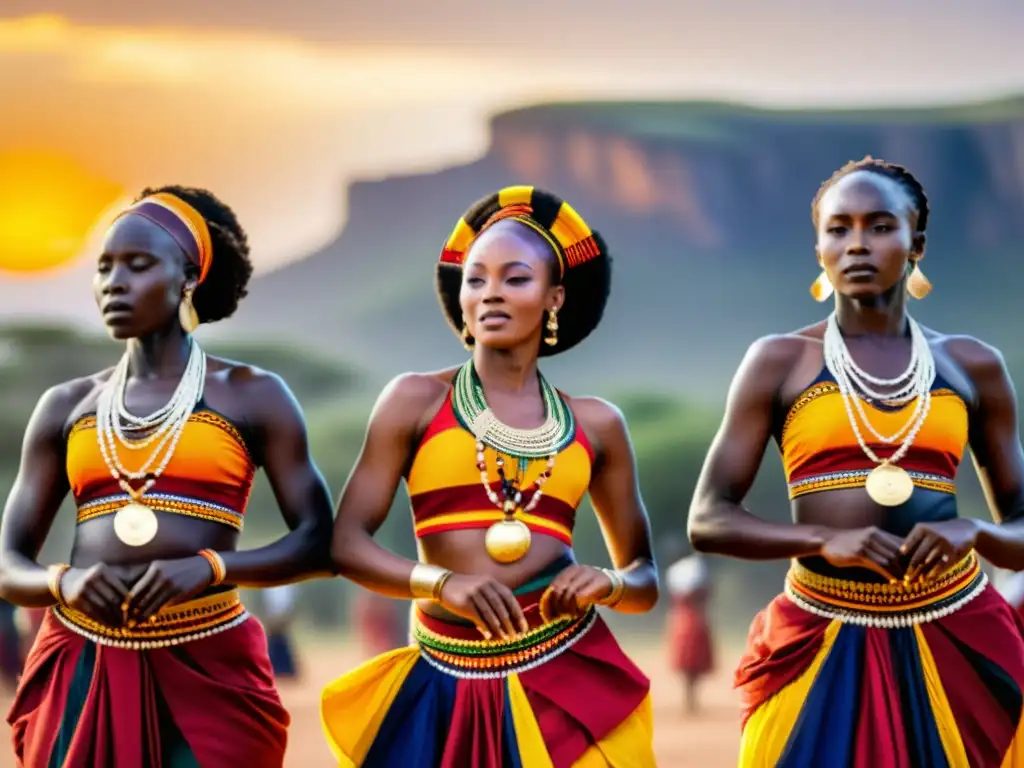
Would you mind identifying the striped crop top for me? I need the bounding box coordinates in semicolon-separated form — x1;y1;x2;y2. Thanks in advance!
780;369;969;500
66;406;256;531
407;392;594;546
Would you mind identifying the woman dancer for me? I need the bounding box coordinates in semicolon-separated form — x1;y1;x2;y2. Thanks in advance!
688;157;1024;766
0;186;334;766
322;186;659;766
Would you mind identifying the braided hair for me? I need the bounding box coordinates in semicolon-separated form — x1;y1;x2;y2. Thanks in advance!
135;185;253;324
811;155;930;233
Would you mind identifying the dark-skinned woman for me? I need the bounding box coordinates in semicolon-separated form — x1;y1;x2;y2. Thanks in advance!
0;187;334;767
688;157;1024;767
321;187;659;767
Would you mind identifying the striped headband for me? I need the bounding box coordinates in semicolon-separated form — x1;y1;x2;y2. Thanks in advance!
115;192;213;284
440;185;603;279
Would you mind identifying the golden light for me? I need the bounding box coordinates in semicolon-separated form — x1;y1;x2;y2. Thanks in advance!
0;149;124;275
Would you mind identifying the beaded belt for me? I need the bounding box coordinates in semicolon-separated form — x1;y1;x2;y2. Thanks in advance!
785;553;987;628
414;606;596;679
54;589;249;649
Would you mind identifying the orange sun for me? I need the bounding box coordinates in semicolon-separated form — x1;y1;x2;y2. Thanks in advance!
0;149;125;275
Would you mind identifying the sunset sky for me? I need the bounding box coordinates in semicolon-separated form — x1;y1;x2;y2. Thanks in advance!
0;1;1020;317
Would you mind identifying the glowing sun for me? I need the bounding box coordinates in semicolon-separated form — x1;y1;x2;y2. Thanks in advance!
0;150;124;275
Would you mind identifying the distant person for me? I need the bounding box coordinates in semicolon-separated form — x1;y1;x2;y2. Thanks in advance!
664;552;714;715
688;156;1024;765
0;600;20;692
321;187;659;765
263;584;301;681
350;587;406;658
0;186;334;767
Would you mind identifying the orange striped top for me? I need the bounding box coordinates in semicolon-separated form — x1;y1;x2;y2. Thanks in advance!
67;409;256;531
408;392;594;546
780;370;969;500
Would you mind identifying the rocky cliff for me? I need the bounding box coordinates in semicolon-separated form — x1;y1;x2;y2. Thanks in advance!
230;96;1024;398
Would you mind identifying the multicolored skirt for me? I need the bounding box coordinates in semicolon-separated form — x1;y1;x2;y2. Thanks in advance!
736;554;1024;767
8;589;289;767
321;575;654;767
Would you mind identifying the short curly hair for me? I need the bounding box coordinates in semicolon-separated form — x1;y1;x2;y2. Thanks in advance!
435;187;612;356
135;185;254;324
811;155;929;233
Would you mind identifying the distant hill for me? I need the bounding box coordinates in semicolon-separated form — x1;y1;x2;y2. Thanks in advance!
222;95;1024;400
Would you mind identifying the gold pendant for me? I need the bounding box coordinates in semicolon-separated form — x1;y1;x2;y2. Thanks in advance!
484;518;531;563
113;503;159;547
865;463;914;507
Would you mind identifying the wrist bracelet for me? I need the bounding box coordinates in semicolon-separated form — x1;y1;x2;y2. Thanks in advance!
410;563;453;601
47;564;70;607
597;567;626;607
198;549;227;586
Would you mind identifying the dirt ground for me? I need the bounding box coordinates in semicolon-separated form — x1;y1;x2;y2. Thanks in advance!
0;635;742;767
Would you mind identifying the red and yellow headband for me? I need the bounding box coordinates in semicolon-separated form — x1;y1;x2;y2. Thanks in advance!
439;185;603;279
115;192;213;284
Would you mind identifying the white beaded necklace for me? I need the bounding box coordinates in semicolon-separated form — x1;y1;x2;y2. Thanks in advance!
94;341;206;544
823;313;934;505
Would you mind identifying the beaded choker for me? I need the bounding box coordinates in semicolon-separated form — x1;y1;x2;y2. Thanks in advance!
451;361;575;563
451;361;575;458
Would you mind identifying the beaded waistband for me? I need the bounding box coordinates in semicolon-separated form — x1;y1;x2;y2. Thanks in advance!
54;589;248;649
414;606;595;679
788;469;956;499
76;492;244;531
785;553;986;628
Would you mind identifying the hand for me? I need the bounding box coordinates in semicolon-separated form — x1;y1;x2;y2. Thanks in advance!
902;518;979;582
437;574;529;641
820;527;905;581
539;565;614;622
59;564;131;628
126;556;215;623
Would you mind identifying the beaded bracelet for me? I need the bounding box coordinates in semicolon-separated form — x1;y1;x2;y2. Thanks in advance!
597;568;626;607
198;549;227;586
47;564;70;607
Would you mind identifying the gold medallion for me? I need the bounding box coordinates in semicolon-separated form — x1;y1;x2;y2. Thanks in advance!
865;463;914;507
484;518;532;564
113;503;159;547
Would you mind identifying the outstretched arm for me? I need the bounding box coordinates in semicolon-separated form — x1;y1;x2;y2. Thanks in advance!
216;371;335;585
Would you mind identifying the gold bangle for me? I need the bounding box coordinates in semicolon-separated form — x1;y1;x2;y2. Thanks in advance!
47;564;70;607
597;567;626;607
198;549;226;586
410;564;452;601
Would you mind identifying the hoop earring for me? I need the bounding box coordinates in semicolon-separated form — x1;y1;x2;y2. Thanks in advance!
544;308;559;346
907;262;932;300
461;324;474;350
178;290;199;332
809;271;833;303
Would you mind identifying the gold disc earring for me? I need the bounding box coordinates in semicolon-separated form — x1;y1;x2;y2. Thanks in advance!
461;324;474;350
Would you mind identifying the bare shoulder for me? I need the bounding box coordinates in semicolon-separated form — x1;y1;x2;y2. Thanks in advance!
737;331;819;380
379;368;456;409
930;331;1006;371
49;370;115;428
563;395;629;458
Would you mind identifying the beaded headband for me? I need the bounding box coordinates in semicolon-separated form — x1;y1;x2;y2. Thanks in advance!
439;185;603;280
115;193;213;285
